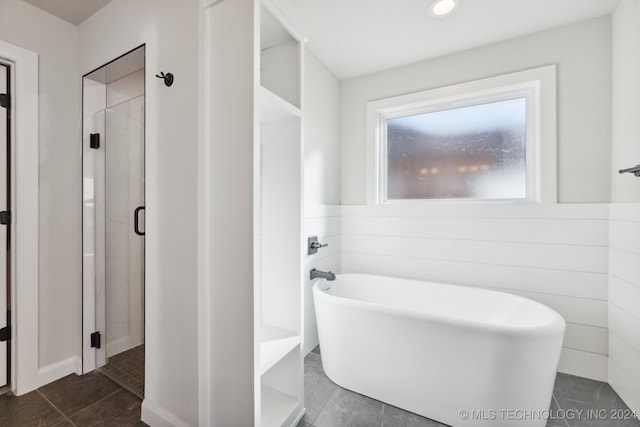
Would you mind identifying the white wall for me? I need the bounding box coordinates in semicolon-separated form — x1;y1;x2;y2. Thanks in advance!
303;205;340;354
0;0;81;379
304;50;340;205
609;204;640;413
200;1;256;425
340;17;612;205
611;0;640;203
302;49;341;353
608;0;640;414
79;1;199;425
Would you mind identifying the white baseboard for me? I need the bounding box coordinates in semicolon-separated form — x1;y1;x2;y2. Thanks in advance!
142;398;190;427
558;347;608;382
38;356;81;388
289;408;306;427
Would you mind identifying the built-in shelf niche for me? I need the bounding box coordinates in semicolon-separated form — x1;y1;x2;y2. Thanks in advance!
203;0;304;423
261;347;301;427
260;7;300;109
260;325;299;375
257;2;304;426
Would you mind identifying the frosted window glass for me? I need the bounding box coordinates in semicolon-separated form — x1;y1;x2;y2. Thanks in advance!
386;98;527;200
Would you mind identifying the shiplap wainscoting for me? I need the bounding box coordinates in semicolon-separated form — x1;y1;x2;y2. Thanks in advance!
608;203;640;413
303;205;341;354
341;203;610;381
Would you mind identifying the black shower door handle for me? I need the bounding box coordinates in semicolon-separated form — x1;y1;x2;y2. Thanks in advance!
134;206;145;236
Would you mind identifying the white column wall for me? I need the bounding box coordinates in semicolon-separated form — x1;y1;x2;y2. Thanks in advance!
0;0;81;387
608;0;640;414
79;1;199;425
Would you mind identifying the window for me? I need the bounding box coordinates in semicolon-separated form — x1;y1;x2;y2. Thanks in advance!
367;66;557;205
386;97;528;200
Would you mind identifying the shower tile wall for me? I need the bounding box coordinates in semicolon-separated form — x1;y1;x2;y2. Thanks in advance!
105;70;145;358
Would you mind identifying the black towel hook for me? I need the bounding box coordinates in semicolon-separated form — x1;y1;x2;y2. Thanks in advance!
156;71;174;87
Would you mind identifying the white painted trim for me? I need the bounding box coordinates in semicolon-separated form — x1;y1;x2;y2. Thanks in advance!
37;357;80;388
197;2;211;426
289;409;306;427
0;40;39;396
141;398;191;427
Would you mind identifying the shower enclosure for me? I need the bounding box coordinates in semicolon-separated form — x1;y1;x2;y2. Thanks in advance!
82;46;145;397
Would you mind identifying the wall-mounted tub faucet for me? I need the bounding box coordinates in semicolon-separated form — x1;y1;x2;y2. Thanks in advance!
308;236;328;255
310;268;336;281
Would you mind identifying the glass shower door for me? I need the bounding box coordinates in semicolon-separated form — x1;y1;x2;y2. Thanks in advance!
105;94;145;360
82;46;146;397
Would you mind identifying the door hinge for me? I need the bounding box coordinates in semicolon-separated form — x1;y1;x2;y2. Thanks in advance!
90;133;100;150
0;211;9;225
90;331;101;349
0;326;10;342
0;93;9;109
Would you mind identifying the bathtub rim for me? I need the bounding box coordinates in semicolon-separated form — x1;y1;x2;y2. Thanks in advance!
312;273;566;338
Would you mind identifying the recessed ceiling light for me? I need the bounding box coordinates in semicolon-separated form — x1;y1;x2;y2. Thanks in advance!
429;0;460;17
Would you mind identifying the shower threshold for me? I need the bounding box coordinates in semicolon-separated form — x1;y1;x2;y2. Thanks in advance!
97;344;144;399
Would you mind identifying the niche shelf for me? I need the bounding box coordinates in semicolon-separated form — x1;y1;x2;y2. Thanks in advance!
260;3;300;108
261;384;299;427
260;325;300;375
260;86;301;123
261;346;302;427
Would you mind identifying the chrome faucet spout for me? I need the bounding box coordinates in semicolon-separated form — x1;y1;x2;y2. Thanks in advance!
310;268;336;281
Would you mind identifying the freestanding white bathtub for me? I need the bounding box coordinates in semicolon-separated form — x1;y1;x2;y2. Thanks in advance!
313;274;565;427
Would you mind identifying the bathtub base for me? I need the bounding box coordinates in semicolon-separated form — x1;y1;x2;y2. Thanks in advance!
313;274;565;427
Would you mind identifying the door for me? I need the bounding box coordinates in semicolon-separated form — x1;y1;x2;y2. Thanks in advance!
82;46;145;388
104;93;145;361
0;62;10;387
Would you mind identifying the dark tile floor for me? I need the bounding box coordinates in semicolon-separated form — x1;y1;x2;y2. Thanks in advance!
98;344;145;398
0;372;146;426
302;346;640;427
3;346;639;427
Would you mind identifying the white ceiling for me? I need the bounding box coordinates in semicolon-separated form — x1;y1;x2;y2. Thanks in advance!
22;0;112;25
19;0;621;77
291;0;620;79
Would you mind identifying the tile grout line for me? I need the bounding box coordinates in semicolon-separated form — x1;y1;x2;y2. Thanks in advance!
310;380;340;426
64;388;122;420
97;369;144;400
551;393;570;427
36;389;77;427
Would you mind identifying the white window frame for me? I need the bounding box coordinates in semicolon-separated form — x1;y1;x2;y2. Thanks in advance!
366;65;557;206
